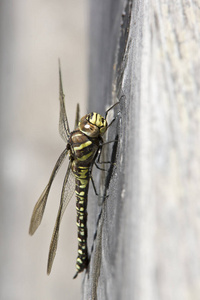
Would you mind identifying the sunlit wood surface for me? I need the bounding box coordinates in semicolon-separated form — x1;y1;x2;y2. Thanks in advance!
84;1;200;299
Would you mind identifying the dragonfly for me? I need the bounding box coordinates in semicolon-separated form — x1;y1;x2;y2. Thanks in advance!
29;61;119;279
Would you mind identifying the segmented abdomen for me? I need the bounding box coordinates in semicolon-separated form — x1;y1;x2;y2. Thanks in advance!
73;165;89;278
70;130;100;278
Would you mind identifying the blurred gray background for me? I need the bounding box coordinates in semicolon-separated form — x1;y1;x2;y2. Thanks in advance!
0;1;88;299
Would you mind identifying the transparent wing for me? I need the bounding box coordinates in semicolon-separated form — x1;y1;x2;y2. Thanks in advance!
47;161;75;275
29;148;68;235
59;59;70;142
74;103;80;129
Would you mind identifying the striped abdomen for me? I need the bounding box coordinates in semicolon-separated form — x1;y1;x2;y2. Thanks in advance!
70;130;100;278
73;165;89;278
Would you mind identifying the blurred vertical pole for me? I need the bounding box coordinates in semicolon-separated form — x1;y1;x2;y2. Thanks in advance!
0;2;18;295
0;1;87;299
83;1;200;300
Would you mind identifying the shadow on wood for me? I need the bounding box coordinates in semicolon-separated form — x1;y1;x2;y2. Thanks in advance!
83;1;200;300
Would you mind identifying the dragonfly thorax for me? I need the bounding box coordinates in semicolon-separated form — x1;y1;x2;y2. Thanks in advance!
78;112;107;138
29;61;120;280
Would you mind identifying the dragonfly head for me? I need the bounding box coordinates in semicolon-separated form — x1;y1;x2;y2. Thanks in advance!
79;112;108;137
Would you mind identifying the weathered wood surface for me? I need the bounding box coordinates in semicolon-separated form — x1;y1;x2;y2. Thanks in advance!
83;1;200;299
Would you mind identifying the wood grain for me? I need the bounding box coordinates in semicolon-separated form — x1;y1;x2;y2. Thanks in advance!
85;1;200;299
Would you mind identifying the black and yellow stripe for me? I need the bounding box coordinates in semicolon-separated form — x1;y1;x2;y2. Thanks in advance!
66;110;108;278
29;62;118;280
69;109;110;278
73;165;89;278
70;130;101;278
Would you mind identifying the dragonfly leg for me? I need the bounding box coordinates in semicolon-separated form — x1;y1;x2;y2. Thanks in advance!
104;94;125;121
90;175;108;201
94;162;107;171
90;175;99;196
104;102;119;119
96;139;118;165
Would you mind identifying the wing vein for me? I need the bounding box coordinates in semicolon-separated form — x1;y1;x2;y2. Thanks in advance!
29;148;68;235
47;161;75;274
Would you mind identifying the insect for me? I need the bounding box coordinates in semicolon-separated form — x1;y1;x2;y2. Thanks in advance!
29;61;119;279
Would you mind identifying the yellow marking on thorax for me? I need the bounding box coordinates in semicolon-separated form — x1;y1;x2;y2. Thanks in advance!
73;133;83;137
74;141;92;151
77;151;93;162
78;166;89;169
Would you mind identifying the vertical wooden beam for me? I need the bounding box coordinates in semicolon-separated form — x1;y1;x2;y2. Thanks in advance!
85;1;200;299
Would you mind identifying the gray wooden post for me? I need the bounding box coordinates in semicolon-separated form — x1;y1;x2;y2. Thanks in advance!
83;1;200;299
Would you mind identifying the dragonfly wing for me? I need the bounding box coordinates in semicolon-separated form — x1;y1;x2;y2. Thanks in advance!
58;60;70;142
29;148;68;235
47;161;75;275
74;103;80;129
